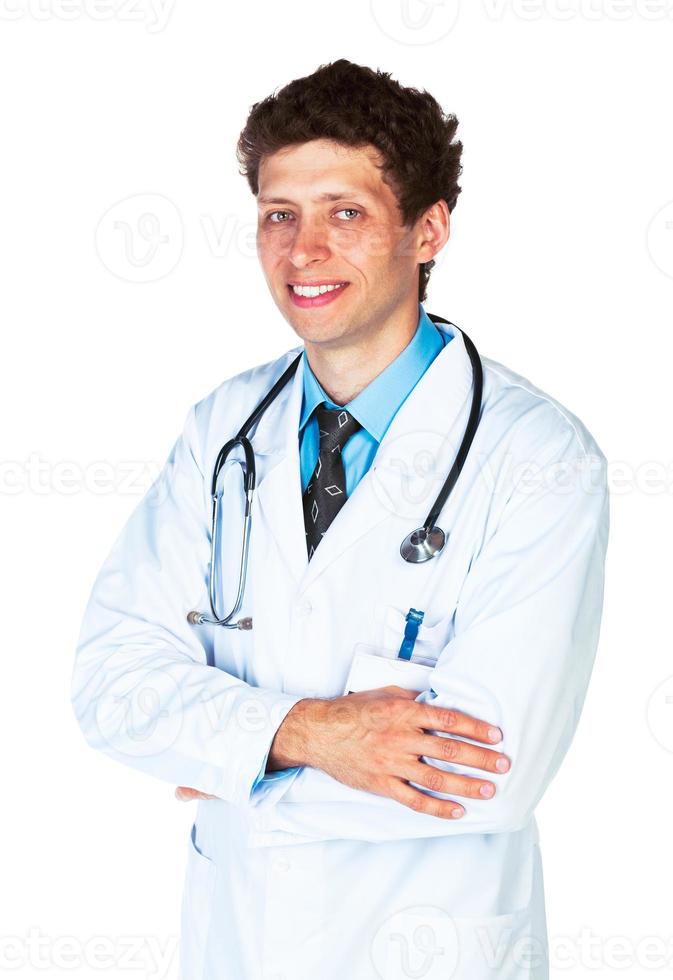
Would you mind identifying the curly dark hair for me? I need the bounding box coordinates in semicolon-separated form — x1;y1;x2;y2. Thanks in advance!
236;59;462;303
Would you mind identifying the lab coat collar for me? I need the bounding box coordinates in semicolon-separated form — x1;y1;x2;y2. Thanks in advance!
252;320;474;594
298;303;447;444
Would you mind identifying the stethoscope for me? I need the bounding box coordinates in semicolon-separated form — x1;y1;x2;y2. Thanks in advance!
187;314;483;630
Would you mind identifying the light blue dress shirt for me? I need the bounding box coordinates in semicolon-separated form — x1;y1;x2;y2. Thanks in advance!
250;302;451;792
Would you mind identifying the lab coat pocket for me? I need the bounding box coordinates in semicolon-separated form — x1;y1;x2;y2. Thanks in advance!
343;645;435;695
450;905;542;979
179;822;217;980
374;602;451;665
376;903;540;980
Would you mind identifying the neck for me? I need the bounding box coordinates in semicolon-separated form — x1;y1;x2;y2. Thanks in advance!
304;298;420;405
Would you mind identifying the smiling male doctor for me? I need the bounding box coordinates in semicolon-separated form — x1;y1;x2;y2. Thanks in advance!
71;60;610;980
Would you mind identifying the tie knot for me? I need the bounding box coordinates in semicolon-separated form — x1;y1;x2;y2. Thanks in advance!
315;403;361;451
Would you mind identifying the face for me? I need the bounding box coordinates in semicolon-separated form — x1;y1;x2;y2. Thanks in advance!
256;139;446;352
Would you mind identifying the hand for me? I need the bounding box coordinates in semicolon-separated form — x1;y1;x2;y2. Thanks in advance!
174;786;219;802
267;686;510;820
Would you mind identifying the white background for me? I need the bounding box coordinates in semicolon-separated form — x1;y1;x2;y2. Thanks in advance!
1;2;672;978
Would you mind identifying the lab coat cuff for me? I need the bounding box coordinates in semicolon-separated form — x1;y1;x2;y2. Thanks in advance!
230;691;305;808
248;765;304;808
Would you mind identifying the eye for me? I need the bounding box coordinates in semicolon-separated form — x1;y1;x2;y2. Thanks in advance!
335;208;360;220
267;211;293;223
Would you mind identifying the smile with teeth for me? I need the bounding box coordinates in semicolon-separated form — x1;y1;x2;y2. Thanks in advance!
290;282;347;297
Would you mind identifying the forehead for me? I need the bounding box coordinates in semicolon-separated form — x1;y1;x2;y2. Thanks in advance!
257;139;392;205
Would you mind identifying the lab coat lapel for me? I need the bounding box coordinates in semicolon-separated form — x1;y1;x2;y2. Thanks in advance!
253;348;309;588
299;324;475;591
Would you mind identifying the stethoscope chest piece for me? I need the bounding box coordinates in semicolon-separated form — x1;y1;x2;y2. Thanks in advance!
399;525;446;563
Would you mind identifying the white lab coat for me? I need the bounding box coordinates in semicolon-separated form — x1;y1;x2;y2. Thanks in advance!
71;320;609;980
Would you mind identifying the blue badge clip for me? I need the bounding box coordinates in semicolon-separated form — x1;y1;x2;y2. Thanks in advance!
397;607;425;661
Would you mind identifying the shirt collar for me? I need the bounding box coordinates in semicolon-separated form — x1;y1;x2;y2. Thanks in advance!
299;303;447;443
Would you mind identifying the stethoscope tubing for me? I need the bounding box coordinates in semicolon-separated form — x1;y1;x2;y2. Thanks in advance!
421;318;483;531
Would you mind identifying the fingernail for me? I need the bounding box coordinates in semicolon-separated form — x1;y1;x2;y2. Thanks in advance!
452;807;464;818
496;757;510;772
488;727;502;742
480;783;495;798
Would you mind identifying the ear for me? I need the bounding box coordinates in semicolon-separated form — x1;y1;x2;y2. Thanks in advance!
418;199;450;264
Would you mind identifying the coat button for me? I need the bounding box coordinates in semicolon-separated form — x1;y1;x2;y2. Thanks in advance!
294;598;312;617
273;857;291;873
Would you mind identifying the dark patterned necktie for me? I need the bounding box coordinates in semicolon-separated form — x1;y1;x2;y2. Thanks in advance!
302;403;362;560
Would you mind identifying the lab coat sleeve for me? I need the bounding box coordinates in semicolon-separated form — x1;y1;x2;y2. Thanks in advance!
70;401;304;807
247;448;609;842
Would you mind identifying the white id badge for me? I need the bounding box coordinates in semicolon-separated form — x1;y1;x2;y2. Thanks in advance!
343;643;435;695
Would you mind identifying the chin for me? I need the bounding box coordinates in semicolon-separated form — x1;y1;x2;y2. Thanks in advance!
292;319;348;347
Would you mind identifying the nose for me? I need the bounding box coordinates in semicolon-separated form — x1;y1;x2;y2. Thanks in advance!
288;217;330;268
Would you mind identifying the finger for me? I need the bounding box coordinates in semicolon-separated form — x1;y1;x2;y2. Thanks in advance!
174;786;218;801
388;778;466;820
405;760;497;801
414;734;510;775
414;703;503;745
175;787;198;801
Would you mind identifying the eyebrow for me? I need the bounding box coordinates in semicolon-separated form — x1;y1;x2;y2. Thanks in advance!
257;190;369;206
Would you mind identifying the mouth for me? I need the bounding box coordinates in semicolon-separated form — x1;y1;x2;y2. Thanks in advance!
287;280;350;308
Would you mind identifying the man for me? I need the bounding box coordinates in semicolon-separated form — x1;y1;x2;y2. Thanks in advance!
71;60;609;979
